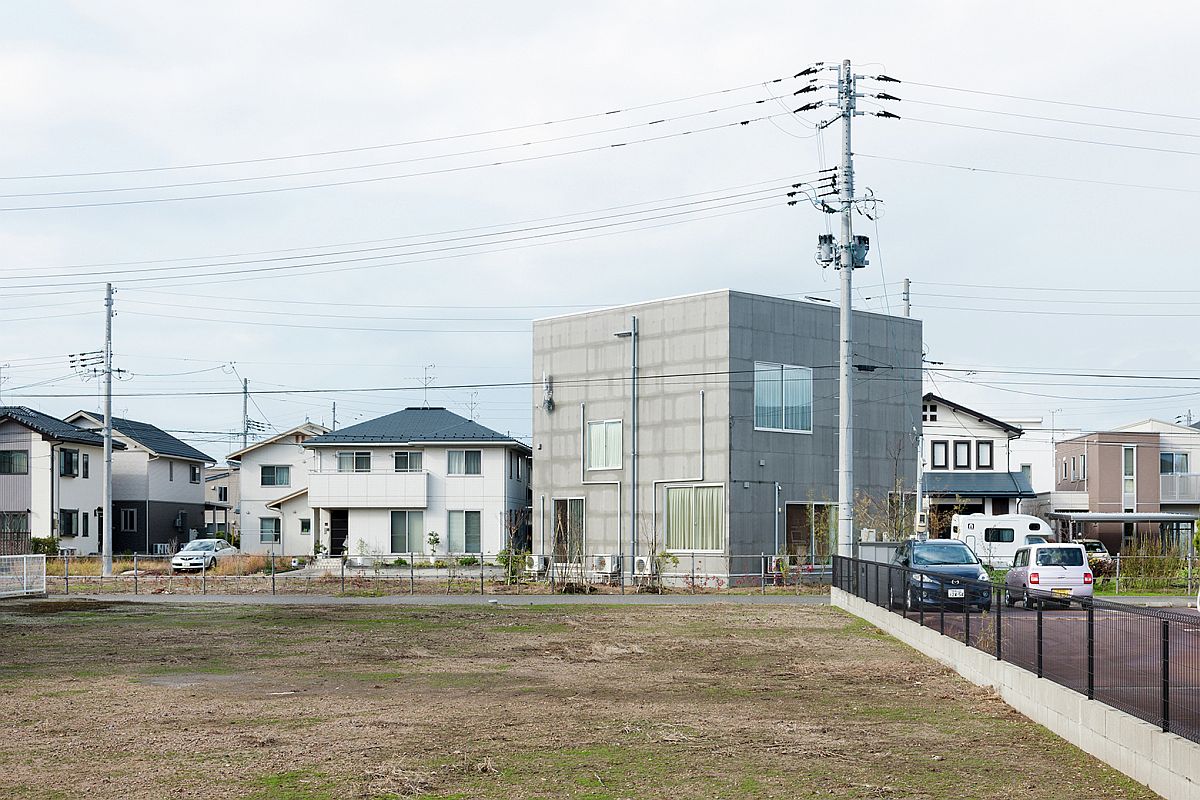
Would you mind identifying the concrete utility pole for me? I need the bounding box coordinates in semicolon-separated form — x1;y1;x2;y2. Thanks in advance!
242;378;249;450
902;277;911;318
835;59;857;559
102;283;114;578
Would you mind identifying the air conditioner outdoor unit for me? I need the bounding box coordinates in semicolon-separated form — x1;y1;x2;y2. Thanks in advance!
633;555;654;576
524;554;549;574
592;554;619;575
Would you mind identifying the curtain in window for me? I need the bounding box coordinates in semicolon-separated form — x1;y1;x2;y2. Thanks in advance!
694;486;724;550
337;452;354;472
465;450;482;474
587;422;607;469
448;451;465;474
754;364;782;429
665;487;693;550
782;366;811;431
448;511;465;552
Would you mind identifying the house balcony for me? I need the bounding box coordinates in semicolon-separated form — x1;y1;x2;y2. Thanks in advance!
308;470;428;509
1160;473;1200;503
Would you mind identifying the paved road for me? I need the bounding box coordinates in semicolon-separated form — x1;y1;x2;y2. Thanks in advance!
30;592;831;607
890;599;1200;743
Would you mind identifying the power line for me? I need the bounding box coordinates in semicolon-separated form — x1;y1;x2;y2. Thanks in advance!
904;116;1200;159
0;73;799;181
902;97;1200;139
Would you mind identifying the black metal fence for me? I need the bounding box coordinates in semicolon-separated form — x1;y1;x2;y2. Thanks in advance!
833;555;1200;744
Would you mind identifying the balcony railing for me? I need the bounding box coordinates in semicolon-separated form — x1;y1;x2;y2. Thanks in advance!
1159;472;1200;503
308;469;428;508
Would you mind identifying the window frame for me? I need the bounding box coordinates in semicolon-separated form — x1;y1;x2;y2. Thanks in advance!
930;440;949;470
388;509;424;553
59;509;79;537
393;451;423;473
753;361;814;434
59;449;80;477
663;483;726;554
953;440;971;470
260;465;291;487
258;517;282;544
216;486;228;503
0;511;29;534
447;449;483;476
0;449;29;475
120;508;137;532
447;509;482;554
586;419;623;471
976;440;994;470
336;451;372;473
189;464;201;484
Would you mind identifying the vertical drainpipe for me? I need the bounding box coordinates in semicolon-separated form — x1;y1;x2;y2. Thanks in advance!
630;315;639;576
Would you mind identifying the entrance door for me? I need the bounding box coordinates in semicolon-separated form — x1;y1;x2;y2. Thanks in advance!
330;510;349;556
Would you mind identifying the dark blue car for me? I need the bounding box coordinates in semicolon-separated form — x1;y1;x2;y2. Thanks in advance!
889;539;992;613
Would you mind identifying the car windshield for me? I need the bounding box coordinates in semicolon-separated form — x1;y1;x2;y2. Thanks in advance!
1036;548;1084;567
1083;541;1106;553
912;543;978;566
181;541;217;552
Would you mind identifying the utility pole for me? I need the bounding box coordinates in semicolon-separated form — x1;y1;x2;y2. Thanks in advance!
902;278;911;318
331;401;337;431
102;284;114;578
0;363;8;405
422;364;436;407
242;378;249;450
802;60;897;559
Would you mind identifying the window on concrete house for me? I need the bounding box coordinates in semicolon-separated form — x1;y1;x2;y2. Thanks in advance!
82;453;89;479
81;512;89;538
389;510;423;553
447;510;481;553
1071;456;1077;481
586;420;622;470
552;498;584;563
0;512;29;534
217;486;228;502
300;518;311;535
261;465;290;486
953;441;971;470
394;451;423;472
976;441;993;470
59;449;79;477
0;450;28;475
922;403;938;422
337;451;372;472
59;509;79;537
1080;454;1087;481
189;464;201;483
169;461;174;481
448;450;482;475
259;518;281;544
665;485;725;551
931;441;949;470
121;508;137;532
754;362;813;433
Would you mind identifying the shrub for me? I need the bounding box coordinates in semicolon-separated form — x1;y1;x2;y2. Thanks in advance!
457;556;479;567
29;537;59;556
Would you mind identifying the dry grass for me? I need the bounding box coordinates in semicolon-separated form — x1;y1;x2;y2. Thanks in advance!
0;601;1157;800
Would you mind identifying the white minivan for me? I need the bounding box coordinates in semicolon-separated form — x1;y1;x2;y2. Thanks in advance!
950;514;1053;569
1005;543;1094;607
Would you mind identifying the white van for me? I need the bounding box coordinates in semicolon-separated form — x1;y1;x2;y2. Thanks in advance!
949;514;1054;569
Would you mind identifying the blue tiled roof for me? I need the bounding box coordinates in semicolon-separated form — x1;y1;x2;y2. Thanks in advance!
0;406;124;448
77;412;213;462
305;407;526;447
922;471;1035;498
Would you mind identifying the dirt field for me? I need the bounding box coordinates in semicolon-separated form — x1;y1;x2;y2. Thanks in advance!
0;600;1156;800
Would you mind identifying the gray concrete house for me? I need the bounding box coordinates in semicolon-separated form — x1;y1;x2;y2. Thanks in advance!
67;412;215;554
531;289;922;584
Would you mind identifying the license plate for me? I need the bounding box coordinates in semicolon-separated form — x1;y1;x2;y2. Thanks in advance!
948;588;965;599
1052;588;1070;597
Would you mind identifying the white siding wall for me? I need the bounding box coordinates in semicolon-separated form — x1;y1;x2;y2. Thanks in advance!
53;442;105;555
239;440;315;555
923;407;1013;472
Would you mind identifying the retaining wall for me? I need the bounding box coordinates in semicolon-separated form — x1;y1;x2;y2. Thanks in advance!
832;586;1199;800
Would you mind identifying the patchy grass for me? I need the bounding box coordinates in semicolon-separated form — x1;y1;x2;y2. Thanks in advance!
0;600;1157;800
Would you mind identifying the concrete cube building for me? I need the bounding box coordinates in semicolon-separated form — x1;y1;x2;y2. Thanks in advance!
530;289;922;584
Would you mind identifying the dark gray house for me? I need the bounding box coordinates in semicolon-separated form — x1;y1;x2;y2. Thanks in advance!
67;412;214;554
531;289;923;584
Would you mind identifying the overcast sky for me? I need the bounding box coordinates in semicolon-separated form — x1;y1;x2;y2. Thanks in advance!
3;2;1199;460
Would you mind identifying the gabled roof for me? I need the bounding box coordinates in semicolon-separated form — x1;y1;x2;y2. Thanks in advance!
922;470;1035;498
226;422;330;461
922;393;1023;437
1111;418;1200;434
305;407;528;449
265;487;308;510
0;406;126;449
68;411;214;463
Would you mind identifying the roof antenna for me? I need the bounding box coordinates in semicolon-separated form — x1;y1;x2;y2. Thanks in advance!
422;364;436;408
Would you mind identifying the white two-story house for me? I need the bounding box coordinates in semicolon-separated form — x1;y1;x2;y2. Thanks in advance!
299;407;531;558
920;393;1036;535
0;407;123;555
227;423;329;555
68;412;215;554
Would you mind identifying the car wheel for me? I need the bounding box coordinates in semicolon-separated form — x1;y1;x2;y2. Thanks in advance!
905;587;918;613
1024;591;1039;610
1005;591;1016;607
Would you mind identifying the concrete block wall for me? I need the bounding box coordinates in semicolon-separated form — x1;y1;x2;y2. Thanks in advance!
832;587;1199;799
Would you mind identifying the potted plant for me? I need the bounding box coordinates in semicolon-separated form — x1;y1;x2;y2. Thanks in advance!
426;530;441;565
